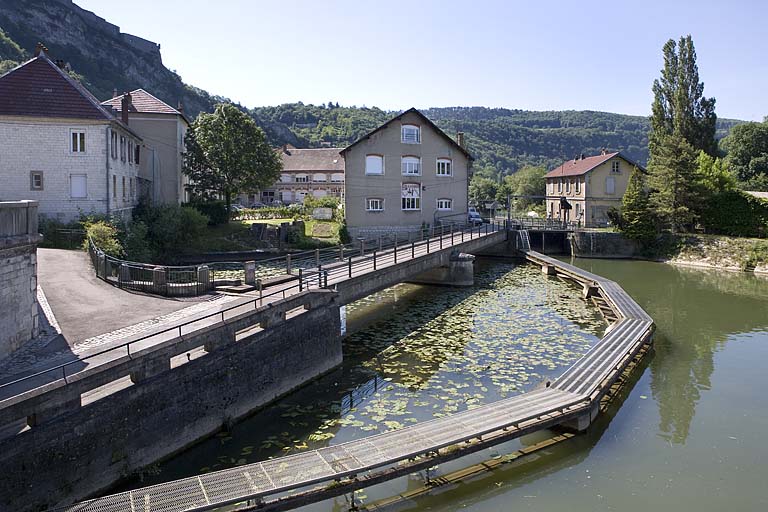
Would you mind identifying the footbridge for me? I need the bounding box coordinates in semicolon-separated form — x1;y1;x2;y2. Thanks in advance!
55;231;654;512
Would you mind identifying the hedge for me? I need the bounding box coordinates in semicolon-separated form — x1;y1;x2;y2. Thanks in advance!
699;190;768;237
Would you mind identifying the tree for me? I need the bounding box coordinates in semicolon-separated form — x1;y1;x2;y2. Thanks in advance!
648;134;699;232
648;35;716;232
183;103;283;215
498;166;546;210
468;176;499;205
695;151;737;195
721;120;768;190
621;168;655;242
649;35;717;156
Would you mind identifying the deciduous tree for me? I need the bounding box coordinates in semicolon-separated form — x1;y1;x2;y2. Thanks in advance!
183;103;283;215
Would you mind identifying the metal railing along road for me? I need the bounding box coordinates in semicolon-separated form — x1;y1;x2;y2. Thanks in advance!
3;223;505;400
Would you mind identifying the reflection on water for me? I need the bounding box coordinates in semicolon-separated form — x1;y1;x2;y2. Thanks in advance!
130;260;604;486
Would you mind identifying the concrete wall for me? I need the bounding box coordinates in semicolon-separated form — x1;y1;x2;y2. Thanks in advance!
570;231;639;259
0;201;41;359
0;117;139;222
344;111;470;238
0;290;341;511
130;113;187;205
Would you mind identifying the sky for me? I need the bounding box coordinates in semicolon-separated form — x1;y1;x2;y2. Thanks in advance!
75;0;768;121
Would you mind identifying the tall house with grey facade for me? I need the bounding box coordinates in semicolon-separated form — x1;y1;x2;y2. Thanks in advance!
342;108;472;239
103;90;189;205
0;46;142;222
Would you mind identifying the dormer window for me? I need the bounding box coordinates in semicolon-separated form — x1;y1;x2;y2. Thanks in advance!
401;124;420;144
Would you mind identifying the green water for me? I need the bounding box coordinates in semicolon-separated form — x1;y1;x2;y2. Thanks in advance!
133;258;768;512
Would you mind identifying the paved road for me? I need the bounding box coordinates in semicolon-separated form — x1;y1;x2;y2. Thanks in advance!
38;249;209;344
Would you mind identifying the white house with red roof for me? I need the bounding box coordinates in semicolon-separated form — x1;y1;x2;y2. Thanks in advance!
102;89;190;205
545;150;645;227
0;45;142;222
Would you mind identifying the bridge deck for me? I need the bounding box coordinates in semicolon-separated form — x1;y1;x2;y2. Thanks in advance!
58;240;654;512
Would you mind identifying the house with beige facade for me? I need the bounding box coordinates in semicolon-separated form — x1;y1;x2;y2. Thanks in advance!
341;108;472;239
102;89;190;205
0;45;142;222
545;150;644;227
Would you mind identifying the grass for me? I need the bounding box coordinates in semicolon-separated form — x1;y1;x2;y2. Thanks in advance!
192;219;343;253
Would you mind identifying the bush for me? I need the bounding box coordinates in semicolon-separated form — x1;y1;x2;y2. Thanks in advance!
142;205;210;262
38;217;84;249
185;201;229;225
122;221;152;262
699;190;768;237
83;220;123;257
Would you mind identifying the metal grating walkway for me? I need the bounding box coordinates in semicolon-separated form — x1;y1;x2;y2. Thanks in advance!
58;248;654;512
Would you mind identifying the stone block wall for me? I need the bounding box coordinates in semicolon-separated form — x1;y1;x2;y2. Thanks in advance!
0;290;342;511
0;201;41;359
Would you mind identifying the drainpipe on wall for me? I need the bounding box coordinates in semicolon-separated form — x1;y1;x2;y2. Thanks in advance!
106;126;111;217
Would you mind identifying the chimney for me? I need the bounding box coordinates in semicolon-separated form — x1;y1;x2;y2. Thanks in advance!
120;91;132;125
177;101;184;114
581;153;585;160
456;132;465;149
113;88;118;99
34;42;49;57
600;148;607;155
54;59;66;69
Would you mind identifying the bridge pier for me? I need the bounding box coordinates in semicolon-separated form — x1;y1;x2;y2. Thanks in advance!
407;252;476;287
559;401;599;432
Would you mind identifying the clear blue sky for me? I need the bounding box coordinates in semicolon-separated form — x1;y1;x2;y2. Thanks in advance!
76;0;767;121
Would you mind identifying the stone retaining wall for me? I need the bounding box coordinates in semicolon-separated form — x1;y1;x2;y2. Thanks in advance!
0;290;342;511
0;201;41;359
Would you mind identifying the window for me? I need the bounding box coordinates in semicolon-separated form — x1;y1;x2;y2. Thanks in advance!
30;171;43;191
312;174;327;183
401;124;420;144
135;145;140;165
130;177;134;197
366;198;384;211
401;183;421;210
122;176;126;198
401;156;421;176
295;175;309;183
436;158;452;176
110;131;118;159
606;176;616;195
120;136;126;161
331;173;344;183
558;179;562;192
575;178;581;194
365;154;384;175
71;130;86;153
280;174;292;183
437;198;453;211
611;160;621;173
565;179;571;193
128;141;134;164
113;175;117;198
70;174;87;198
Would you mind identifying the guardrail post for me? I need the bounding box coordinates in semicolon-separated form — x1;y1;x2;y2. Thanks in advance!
339;245;344;261
258;279;263;306
324;270;328;288
348;256;353;278
411;241;415;259
394;238;397;264
299;268;303;291
373;250;377;270
451;224;454;245
315;248;320;267
461;228;464;243
318;263;322;287
439;231;443;250
427;236;430;253
286;254;292;275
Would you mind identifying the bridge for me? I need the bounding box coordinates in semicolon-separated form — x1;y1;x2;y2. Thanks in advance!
50;230;654;512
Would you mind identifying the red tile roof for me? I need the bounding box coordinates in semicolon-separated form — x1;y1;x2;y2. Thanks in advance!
0;54;117;121
545;152;620;178
102;89;182;116
280;146;345;172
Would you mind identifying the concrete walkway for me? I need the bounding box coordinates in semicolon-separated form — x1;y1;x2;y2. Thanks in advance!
38;249;210;344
